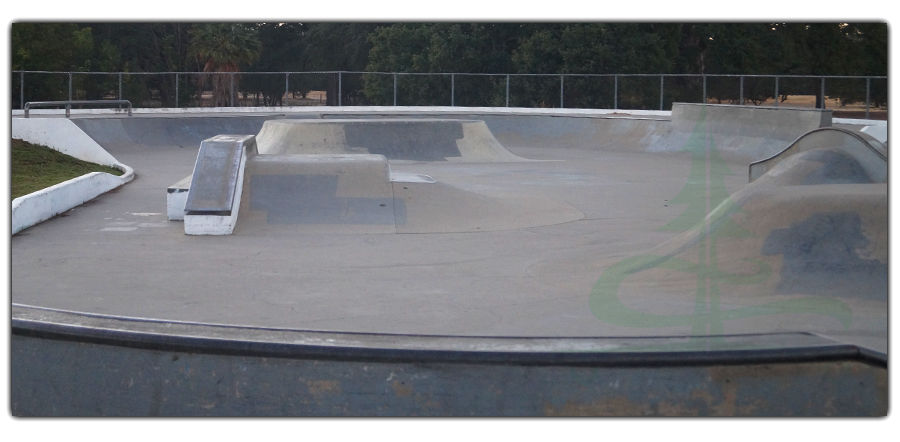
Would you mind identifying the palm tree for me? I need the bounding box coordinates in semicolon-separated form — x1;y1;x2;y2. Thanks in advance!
188;23;261;107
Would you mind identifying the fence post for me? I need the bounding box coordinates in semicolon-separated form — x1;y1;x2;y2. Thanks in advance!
175;73;179;108
285;73;289;106
68;72;73;101
739;75;744;105
338;72;342;106
20;72;24;110
506;74;510;107
451;73;455;107
660;75;664;110
865;77;870;119
774;76;779;107
560;75;564;108
614;75;618;110
702;75;706;105
230;73;235;107
393;73;397;106
820;77;826;109
119;73;123;100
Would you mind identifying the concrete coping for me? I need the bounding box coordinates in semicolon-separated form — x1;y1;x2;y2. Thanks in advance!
11;303;886;367
673;102;834;113
749;127;888;182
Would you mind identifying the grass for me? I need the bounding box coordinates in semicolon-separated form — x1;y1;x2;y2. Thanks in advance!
11;138;124;199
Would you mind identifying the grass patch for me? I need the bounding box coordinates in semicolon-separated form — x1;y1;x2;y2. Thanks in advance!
11;138;123;199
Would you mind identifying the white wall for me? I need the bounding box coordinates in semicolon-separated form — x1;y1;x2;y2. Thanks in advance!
12;118;121;166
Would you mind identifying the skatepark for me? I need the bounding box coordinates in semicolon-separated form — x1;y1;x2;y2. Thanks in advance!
10;103;888;416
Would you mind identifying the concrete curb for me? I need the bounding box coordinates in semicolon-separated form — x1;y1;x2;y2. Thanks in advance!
12;163;134;235
11;117;135;234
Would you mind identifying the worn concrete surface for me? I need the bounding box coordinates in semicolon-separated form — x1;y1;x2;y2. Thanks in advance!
10;105;888;354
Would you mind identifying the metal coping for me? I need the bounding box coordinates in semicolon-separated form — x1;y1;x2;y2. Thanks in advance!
11;304;886;368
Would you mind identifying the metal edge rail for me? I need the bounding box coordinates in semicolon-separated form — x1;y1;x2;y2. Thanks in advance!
24;99;132;118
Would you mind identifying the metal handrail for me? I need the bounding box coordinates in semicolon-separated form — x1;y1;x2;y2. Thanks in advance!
24;99;132;118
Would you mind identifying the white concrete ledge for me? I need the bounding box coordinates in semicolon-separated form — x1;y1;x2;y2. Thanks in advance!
12;163;134;235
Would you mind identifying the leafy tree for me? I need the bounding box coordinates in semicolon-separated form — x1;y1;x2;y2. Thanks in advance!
187;23;261;107
12;23;98;103
365;23;548;106
90;23;194;106
243;23;310;106
513;23;678;109
304;23;383;105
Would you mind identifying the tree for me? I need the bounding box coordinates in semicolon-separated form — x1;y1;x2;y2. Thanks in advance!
243;23;310;106
513;24;678;109
365;23;543;106
90;23;194;107
188;23;261;107
12;23;99;104
304;23;383;105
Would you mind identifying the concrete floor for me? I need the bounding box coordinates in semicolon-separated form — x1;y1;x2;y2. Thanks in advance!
10;108;887;354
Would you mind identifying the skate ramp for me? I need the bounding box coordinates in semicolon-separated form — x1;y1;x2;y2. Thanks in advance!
231;152;583;235
255;118;526;162
234;154;399;235
749;127;887;183
649;103;832;162
589;170;887;349
320;112;672;153
479;114;670;152
71;115;281;149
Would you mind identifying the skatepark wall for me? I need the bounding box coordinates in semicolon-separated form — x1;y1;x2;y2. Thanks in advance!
11;304;888;416
646;103;833;162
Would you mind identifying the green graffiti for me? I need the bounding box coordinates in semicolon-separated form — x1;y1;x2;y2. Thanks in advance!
590;106;852;333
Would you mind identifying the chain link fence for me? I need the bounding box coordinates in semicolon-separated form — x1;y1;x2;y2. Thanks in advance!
12;70;888;118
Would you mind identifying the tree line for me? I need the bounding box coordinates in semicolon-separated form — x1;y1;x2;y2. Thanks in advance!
11;22;887;109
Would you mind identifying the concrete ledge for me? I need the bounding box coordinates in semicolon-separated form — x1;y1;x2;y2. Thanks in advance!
184;135;256;235
12;163;135;235
166;175;193;221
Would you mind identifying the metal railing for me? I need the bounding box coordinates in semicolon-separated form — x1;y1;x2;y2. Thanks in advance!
13;70;887;117
23;99;132;118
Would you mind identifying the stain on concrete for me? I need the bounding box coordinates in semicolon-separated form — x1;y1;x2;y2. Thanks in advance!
762;212;887;299
800;150;872;185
